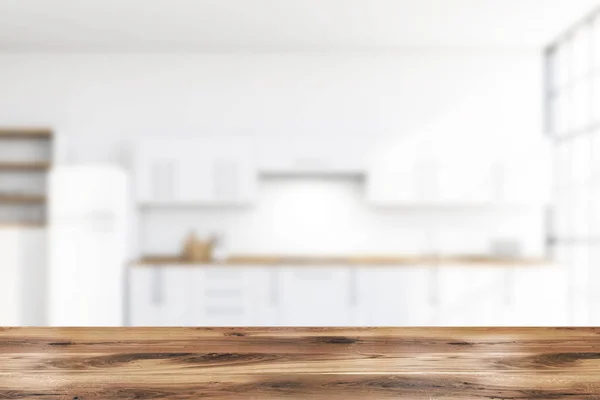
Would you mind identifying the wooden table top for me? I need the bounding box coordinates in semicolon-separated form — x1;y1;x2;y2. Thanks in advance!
1;327;599;399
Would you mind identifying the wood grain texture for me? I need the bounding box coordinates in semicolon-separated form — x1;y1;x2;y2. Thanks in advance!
0;162;51;171
0;194;46;204
0;128;52;139
1;328;600;399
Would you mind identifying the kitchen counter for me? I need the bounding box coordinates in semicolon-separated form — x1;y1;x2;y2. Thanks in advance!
0;327;597;399
136;254;549;266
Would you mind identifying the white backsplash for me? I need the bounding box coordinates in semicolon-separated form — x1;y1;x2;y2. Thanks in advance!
140;177;546;258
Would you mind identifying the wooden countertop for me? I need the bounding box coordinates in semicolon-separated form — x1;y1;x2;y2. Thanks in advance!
136;254;549;266
0;327;597;399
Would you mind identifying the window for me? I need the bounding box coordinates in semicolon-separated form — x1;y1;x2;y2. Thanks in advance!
546;13;600;324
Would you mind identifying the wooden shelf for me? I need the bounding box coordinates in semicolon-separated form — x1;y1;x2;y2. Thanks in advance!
0;161;51;171
0;128;52;139
0;194;46;204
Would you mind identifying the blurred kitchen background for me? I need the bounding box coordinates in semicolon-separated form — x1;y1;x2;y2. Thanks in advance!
0;0;598;326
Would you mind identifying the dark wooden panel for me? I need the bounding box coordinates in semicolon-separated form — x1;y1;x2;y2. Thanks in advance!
2;328;600;399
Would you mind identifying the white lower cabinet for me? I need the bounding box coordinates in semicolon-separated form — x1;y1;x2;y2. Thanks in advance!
502;266;569;326
356;267;433;325
435;265;505;326
278;267;354;326
190;267;273;326
0;228;46;326
129;264;567;327
129;266;191;326
129;266;275;326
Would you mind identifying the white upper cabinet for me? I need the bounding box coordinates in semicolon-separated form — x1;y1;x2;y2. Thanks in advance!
367;157;498;206
135;137;257;205
367;151;551;206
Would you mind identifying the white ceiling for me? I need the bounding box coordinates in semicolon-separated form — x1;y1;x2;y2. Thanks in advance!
0;0;597;51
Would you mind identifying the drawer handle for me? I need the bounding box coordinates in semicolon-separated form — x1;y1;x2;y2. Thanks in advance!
205;306;244;316
349;268;358;307
204;289;243;298
429;266;439;306
151;267;164;305
270;270;279;306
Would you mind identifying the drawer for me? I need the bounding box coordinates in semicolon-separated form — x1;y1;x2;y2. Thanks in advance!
437;265;504;309
190;267;273;326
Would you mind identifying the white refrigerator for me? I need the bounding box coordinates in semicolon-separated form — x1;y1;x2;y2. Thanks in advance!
48;165;128;326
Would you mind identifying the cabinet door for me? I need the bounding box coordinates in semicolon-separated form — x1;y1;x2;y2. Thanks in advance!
136;138;256;205
357;267;433;326
149;158;179;203
503;266;569;326
0;229;21;325
279;267;352;326
207;138;257;204
18;229;47;326
436;265;505;326
129;267;190;326
211;157;256;204
190;267;272;326
135;140;179;204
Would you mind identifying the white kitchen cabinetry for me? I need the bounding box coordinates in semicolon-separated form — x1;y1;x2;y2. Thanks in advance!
135;141;179;203
135;138;257;206
356;267;434;325
278;267;355;326
0;229;24;326
0;227;46;326
128;264;567;327
367;158;497;206
435;265;506;326
367;157;550;206
191;267;275;326
502;266;569;326
129;266;277;326
49;166;128;326
129;266;191;326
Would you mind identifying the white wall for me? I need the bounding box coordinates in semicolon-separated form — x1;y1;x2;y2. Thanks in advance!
0;50;542;163
142;177;546;257
0;50;547;257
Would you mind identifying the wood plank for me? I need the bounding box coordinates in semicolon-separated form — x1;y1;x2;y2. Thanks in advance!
0;193;46;204
0;161;51;171
1;328;600;399
0;128;52;139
